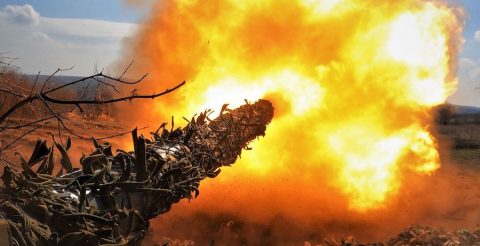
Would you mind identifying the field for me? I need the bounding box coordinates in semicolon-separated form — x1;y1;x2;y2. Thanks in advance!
1;115;128;166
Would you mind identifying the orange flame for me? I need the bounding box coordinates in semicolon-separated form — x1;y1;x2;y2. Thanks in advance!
121;0;463;211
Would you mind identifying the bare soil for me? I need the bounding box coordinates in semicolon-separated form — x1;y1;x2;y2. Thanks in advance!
0;114;130;169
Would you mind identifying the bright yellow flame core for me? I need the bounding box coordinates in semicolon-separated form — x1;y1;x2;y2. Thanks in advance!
143;0;461;210
329;124;439;210
385;4;455;106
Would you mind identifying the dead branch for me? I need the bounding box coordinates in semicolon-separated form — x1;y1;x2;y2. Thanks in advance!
0;60;185;153
40;81;185;105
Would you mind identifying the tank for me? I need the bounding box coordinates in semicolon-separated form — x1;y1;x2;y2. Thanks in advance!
0;99;274;245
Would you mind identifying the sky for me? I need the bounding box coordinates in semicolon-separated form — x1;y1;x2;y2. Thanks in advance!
0;0;479;106
447;0;480;106
0;0;145;76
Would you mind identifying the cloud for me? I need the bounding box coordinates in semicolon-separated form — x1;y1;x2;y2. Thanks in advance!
0;4;40;25
448;58;480;106
475;31;480;43
0;4;137;76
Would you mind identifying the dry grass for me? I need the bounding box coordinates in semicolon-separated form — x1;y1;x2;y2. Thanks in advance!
437;124;480;149
0;63;126;166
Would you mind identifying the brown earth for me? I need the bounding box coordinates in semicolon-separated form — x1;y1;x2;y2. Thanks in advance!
142;123;480;245
0;114;131;170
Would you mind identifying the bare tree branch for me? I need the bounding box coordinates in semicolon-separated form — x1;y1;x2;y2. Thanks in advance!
0;96;37;123
0;88;25;98
97;126;148;141
0;121;50;153
0;59;186;152
40;81;185;105
0;110;70;131
30;71;41;96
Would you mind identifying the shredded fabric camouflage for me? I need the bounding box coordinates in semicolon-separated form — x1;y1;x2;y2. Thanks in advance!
0;99;274;245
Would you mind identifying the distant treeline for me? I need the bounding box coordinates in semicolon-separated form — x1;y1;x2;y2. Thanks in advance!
436;103;480;125
0;67;114;121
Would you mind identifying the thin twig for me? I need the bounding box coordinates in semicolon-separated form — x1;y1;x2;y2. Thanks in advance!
0;112;66;131
0;61;185;152
92;77;120;93
0;88;25;98
30;71;40;96
118;60;134;80
38;97;87;140
0;121;50;153
0;96;38;123
97;126;149;141
41;81;185;105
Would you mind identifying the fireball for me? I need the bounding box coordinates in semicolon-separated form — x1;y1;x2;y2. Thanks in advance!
124;0;463;211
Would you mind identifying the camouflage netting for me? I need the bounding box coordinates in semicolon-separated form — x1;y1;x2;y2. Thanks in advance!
0;99;274;245
309;226;480;246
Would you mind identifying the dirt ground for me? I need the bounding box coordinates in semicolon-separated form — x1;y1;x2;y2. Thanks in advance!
436;123;480;170
142;123;480;245
0;113;131;170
